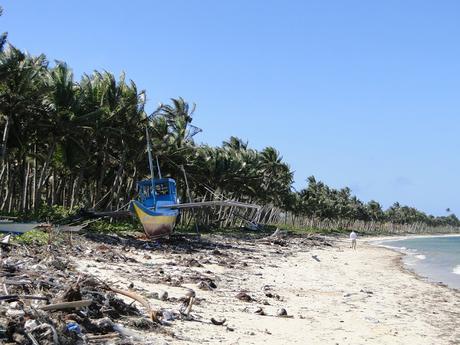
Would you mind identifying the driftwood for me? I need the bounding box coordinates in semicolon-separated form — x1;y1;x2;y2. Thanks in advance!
0;294;49;302
256;228;288;246
41;299;93;311
86;333;120;341
25;331;40;345
180;289;196;318
103;286;159;321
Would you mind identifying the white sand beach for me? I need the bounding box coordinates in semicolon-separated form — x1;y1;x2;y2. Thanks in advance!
74;234;460;345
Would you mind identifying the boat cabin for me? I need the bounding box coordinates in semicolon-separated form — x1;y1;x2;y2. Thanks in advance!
137;178;177;209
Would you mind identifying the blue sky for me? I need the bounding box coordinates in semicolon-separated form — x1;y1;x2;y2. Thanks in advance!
1;1;459;215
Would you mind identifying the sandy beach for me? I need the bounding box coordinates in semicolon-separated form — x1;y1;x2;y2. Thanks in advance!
72;233;460;345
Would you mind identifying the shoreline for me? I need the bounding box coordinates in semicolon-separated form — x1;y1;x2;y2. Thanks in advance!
382;242;459;293
365;234;460;292
365;232;460;244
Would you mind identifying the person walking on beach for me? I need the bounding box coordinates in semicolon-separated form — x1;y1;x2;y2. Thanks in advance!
350;231;357;250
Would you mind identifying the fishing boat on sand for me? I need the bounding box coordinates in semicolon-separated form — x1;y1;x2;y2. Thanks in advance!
131;177;261;239
130;116;259;239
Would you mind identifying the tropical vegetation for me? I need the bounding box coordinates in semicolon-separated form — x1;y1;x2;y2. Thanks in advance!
0;8;458;234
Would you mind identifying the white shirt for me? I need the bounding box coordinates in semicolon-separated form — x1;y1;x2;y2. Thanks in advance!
350;231;357;240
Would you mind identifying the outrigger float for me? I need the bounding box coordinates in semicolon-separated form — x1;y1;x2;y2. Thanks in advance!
0;220;40;234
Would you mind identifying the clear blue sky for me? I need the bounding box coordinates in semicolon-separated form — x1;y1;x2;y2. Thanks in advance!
1;1;459;215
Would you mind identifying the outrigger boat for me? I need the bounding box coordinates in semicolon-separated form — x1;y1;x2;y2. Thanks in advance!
131;177;261;239
130;116;260;239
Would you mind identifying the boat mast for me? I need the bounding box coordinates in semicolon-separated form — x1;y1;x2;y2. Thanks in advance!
144;105;163;208
145;103;163;181
145;126;156;196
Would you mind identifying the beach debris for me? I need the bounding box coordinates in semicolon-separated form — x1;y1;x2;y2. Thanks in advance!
265;292;282;300
41;299;93;311
94;317;116;333
162;309;175;321
159;290;169;301
311;255;320;262
270;228;282;238
1;234;11;244
276;308;288;317
0;236;167;344
147;291;160;299
86;332;121;341
257;228;288;246
185;258;203;267
364;316;380;324
360;289;374;295
211;317;226;325
181;288;196;317
236;291;253;302
0;220;335;343
254;307;266;315
0;294;49;302
197;279;217;290
103;285;159;321
66;321;82;333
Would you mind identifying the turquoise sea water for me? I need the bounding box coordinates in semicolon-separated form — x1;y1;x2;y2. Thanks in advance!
378;236;460;289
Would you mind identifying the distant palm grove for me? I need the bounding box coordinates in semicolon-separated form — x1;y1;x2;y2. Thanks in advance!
0;11;458;233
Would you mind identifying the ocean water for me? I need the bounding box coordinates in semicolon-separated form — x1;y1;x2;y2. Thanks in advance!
377;235;460;289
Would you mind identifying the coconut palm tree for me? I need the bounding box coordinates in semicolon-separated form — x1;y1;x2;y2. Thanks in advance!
0;6;7;52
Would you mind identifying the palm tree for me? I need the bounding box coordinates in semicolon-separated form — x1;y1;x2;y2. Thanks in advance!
0;6;7;52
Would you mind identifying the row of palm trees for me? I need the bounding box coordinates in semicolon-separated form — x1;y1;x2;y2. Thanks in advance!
0;42;458;231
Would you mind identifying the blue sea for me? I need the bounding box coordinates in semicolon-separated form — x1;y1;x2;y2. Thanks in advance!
377;235;460;289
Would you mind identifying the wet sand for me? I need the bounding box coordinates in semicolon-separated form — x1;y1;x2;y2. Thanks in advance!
76;235;460;344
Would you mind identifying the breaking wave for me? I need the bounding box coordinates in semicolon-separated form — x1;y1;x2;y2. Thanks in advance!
452;265;460;275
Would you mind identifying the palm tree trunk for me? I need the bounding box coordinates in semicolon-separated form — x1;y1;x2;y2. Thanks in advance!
35;142;56;207
0;115;11;183
0;115;10;165
21;160;30;212
32;145;37;210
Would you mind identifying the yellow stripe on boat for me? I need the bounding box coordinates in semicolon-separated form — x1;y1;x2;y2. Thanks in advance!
132;202;177;238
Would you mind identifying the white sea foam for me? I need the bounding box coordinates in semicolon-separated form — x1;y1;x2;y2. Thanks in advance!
452;265;460;275
415;254;426;260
